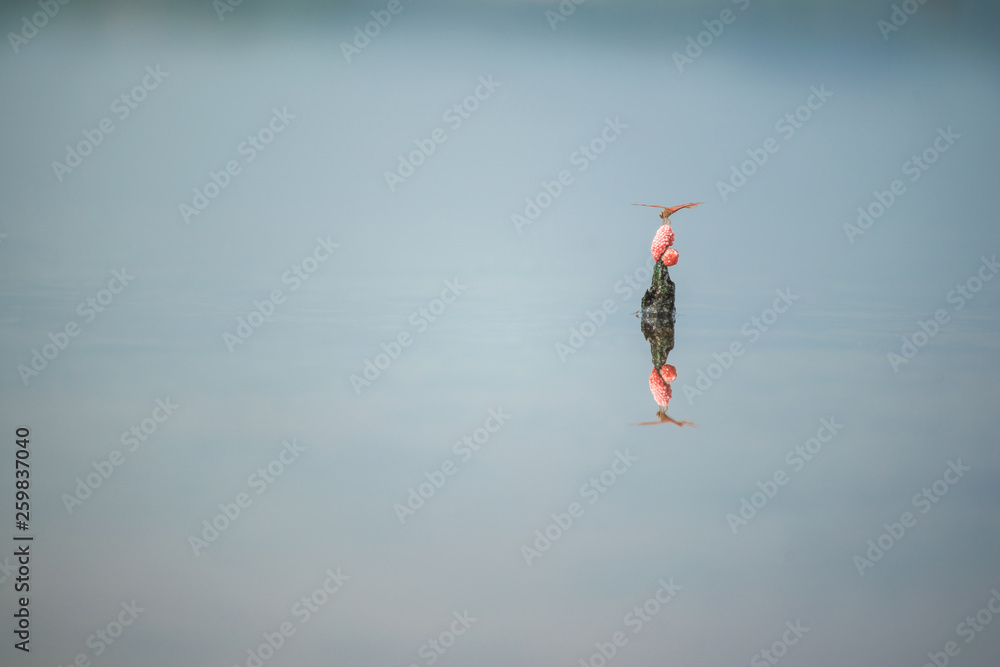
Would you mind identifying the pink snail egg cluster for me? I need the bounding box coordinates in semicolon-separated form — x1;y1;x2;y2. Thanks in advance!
648;364;677;407
651;225;678;265
650;225;674;258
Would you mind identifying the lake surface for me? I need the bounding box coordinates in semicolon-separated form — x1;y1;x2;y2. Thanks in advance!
1;1;999;665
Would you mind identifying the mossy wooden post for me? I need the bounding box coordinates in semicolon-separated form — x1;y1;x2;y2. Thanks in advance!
640;260;675;366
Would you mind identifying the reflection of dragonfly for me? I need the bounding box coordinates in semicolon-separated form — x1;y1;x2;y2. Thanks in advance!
632;202;703;223
635;409;697;428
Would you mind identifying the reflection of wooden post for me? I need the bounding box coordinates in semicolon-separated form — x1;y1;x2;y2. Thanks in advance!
640;261;675;367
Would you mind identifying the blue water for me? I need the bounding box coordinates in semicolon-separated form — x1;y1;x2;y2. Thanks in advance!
1;1;999;666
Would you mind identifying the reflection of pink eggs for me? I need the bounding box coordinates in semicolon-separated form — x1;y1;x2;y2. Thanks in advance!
662;248;679;266
650;225;675;261
648;365;675;407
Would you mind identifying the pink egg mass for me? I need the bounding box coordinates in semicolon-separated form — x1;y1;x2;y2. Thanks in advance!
650;224;675;262
648;364;677;407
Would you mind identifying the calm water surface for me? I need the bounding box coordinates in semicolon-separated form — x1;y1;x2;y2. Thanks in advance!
1;2;999;666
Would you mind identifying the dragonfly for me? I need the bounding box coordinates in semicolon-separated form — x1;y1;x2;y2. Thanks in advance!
632;202;703;223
